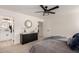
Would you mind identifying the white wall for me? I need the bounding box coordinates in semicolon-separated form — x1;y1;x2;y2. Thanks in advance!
0;8;43;44
42;5;79;39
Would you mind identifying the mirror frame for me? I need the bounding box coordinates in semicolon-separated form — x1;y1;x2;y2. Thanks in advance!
24;20;32;28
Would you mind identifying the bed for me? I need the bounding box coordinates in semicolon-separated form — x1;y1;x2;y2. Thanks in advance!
29;36;77;53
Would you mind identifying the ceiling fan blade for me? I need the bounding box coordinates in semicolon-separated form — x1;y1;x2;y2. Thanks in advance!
40;5;46;11
35;11;43;13
48;6;59;11
48;12;55;14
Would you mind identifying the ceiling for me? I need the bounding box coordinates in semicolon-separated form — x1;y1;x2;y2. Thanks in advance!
0;5;79;18
0;5;60;17
0;5;47;17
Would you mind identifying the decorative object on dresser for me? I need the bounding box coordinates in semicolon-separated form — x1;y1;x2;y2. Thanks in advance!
20;33;38;45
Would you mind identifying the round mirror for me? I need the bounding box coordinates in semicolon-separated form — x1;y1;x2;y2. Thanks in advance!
24;20;32;28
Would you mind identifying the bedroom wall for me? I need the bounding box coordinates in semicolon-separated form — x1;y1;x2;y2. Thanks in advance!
42;5;79;39
0;8;43;44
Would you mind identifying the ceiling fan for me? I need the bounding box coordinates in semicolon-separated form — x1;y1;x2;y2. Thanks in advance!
36;5;59;16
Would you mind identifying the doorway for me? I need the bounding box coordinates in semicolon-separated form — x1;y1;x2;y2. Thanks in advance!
38;22;43;40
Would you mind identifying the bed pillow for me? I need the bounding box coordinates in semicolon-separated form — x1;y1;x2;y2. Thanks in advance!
67;36;79;50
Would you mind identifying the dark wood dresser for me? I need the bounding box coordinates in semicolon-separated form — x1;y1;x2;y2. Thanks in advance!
20;33;38;44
